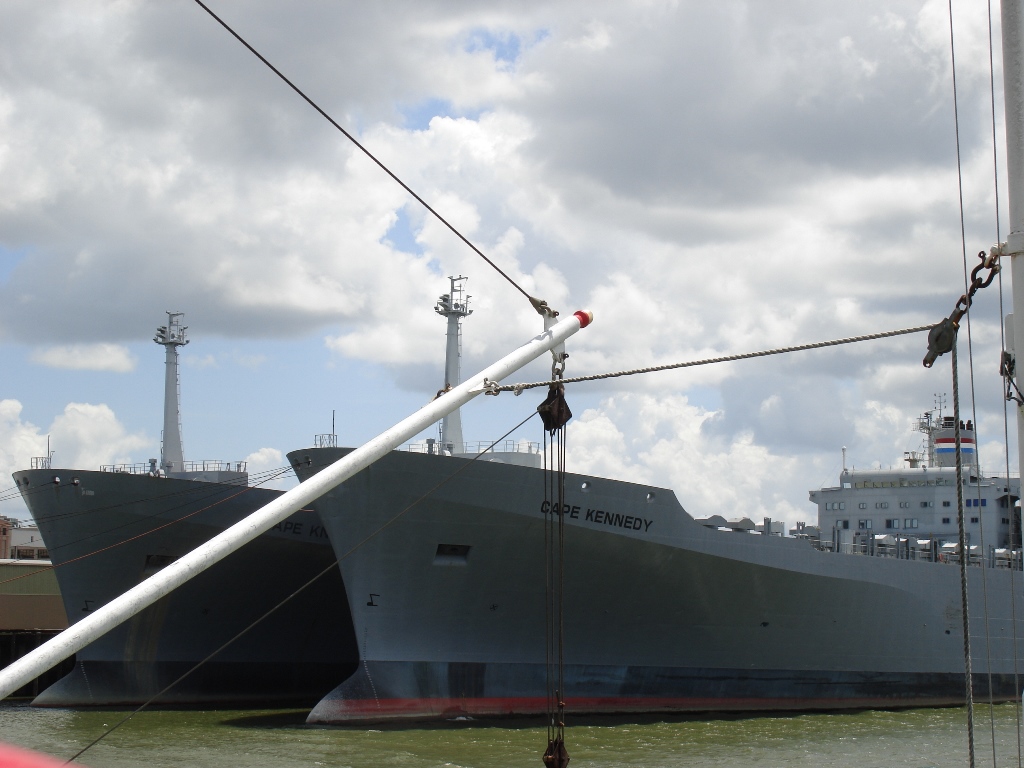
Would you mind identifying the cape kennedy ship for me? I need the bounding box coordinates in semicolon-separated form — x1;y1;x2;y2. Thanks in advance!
288;281;1024;724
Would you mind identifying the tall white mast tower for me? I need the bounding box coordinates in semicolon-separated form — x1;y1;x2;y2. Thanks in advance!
1004;1;1024;487
435;276;472;453
154;312;189;474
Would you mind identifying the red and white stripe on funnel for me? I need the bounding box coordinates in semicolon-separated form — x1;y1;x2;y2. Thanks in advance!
935;436;976;455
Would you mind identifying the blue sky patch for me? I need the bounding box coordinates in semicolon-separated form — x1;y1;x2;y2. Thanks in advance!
384;207;423;255
0;247;29;284
465;28;521;65
400;98;454;131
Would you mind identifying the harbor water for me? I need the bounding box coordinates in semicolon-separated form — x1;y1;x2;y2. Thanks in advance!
4;703;1024;767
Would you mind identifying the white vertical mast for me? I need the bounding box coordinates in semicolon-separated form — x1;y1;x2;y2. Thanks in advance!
1003;1;1024;482
153;312;189;474
435;276;472;453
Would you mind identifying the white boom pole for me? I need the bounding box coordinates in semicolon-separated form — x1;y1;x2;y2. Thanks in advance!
1004;0;1024;483
0;310;594;700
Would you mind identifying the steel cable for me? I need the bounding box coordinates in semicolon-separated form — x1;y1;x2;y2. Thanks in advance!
953;341;978;768
191;0;539;310
496;325;931;393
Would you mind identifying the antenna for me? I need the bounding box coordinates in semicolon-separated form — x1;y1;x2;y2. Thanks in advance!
841;446;847;472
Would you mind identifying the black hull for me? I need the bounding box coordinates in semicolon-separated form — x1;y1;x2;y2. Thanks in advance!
15;468;357;708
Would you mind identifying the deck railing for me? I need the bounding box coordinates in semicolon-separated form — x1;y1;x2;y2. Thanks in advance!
404;439;541;455
101;460;247;475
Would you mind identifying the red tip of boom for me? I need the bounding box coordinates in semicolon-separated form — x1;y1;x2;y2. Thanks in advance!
573;310;593;328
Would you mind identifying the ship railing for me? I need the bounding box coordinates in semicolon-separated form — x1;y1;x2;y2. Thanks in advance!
404;440;541;455
814;538;1024;570
29;456;51;470
101;460;247;474
101;463;155;474
178;460;247;473
314;434;338;448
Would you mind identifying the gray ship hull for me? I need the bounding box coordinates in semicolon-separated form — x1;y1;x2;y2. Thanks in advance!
14;468;358;707
289;448;1024;723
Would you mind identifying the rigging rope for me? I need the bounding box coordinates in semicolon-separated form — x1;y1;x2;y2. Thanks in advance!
541;392;569;768
492;325;931;394
191;0;548;315
946;2;994;762
952;342;978;768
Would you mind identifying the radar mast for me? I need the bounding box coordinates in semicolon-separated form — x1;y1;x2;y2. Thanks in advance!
435;276;472;453
153;312;189;473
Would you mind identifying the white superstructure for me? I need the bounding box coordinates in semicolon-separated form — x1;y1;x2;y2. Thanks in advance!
811;411;1019;557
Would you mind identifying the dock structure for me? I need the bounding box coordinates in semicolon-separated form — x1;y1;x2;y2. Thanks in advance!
0;560;73;699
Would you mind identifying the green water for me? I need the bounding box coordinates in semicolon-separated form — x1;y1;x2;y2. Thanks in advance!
3;703;1024;767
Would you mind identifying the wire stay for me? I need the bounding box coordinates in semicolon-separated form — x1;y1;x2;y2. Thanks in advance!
495;324;931;394
191;0;545;313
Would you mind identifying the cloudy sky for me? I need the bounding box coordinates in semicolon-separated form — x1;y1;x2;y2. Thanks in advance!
0;0;1017;528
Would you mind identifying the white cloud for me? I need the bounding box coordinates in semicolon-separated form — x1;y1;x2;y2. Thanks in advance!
48;402;151;469
568;393;808;526
183;353;217;369
0;400;48;521
0;0;1018;532
244;447;297;492
0;399;151;520
30;343;136;372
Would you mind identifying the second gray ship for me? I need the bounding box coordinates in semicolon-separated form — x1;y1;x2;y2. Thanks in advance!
16;313;357;707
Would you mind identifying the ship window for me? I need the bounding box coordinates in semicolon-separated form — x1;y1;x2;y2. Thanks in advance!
858;519;872;529
875;502;889;509
840;520;849;529
1003;518;1011;525
970;517;979;524
942;517;951;524
858;502;867;509
843;482;852;489
904;518;918;529
943;501;951;507
885;519;899;529
434;544;471;566
899;501;909;509
981;499;987;507
839;502;845;510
